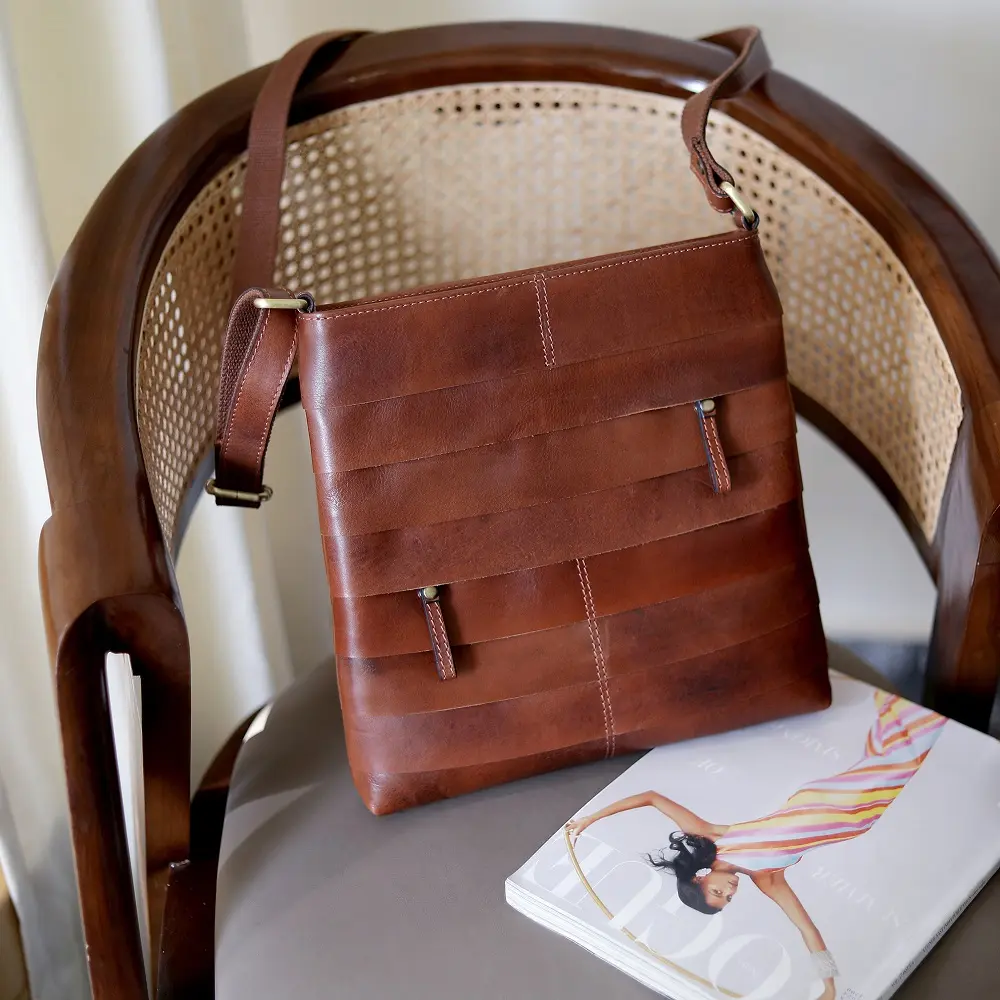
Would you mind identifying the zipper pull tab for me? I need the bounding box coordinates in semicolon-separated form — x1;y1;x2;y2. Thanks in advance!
694;398;732;495
418;586;456;681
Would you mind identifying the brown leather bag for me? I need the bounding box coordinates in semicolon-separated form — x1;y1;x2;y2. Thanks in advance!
210;27;831;814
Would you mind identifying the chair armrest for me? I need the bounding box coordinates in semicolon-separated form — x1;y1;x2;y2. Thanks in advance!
39;497;192;1000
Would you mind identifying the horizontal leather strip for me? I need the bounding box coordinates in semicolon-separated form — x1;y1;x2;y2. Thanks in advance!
327;439;801;597
302;277;542;407
298;232;777;406
344;617;596;717
339;563;818;717
543;233;779;367
302;319;786;475
346;681;609;776
311;229;759;316
321;380;794;536
359;738;613;815
609;618;830;752
342;615;826;775
332;502;808;658
360;638;829;810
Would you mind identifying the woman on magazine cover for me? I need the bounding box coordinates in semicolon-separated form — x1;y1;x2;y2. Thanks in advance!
566;692;946;1000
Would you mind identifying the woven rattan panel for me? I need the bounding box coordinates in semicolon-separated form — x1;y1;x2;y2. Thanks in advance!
138;83;962;547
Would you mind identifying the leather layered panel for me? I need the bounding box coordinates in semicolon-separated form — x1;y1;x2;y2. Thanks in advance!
340;562;818;717
343;616;827;778
295;230;830;814
303;317;786;475
331;502;807;658
325;440;802;597
354;740;614;815
320;379;794;536
302;233;775;406
608;618;830;750
539;235;781;366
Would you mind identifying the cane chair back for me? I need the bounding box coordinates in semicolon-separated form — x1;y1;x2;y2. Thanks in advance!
36;23;1000;1000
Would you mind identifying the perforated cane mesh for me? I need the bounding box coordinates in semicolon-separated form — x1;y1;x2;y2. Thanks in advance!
137;83;962;547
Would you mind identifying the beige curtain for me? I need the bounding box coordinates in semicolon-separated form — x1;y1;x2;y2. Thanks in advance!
3;0;994;996
0;2;290;996
0;9;86;996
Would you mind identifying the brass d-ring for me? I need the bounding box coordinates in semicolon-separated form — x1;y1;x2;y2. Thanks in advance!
205;479;274;504
252;295;314;311
720;181;759;231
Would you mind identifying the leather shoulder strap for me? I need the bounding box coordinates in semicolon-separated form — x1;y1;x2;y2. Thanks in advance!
213;32;367;506
681;27;771;213
230;30;370;299
212;25;768;506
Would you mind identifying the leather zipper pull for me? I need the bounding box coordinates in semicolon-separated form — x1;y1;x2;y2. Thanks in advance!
694;398;732;494
418;586;457;681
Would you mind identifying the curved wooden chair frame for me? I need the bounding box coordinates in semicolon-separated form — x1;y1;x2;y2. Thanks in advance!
35;22;1000;1000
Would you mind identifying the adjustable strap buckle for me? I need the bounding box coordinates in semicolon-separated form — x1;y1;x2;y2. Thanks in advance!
205;479;274;505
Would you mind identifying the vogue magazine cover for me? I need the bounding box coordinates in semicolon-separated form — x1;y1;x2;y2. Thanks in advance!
506;673;1000;1000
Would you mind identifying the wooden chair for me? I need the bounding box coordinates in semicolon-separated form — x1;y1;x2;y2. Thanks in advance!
36;22;1000;1000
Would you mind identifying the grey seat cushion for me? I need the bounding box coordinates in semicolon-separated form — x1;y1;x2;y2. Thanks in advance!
216;644;1000;998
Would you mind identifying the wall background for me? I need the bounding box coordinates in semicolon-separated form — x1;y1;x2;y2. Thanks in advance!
238;0;1000;648
1;1;998;997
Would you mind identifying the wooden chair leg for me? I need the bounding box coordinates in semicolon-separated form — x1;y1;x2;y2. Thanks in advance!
157;710;262;1000
927;559;1000;732
925;416;1000;732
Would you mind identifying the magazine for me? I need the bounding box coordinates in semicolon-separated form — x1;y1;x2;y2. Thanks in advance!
506;671;1000;1000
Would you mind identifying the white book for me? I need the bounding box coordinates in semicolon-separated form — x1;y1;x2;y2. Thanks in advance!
506;671;1000;1000
106;652;151;997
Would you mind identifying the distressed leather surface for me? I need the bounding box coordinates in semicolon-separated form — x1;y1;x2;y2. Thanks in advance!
296;232;829;814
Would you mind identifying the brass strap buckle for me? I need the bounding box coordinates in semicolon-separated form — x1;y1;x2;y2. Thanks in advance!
205;479;274;504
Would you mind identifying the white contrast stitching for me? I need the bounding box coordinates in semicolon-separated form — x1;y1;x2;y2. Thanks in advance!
427;602;444;677
329;280;534;317
545;237;756;282
427;610;441;663
426;601;445;676
705;414;731;493
711;418;732;492
303;230;752;312
702;410;722;491
427;601;455;680
323;236;756;319
533;277;552;367
539;275;556;367
575;557;614;757
435;604;456;679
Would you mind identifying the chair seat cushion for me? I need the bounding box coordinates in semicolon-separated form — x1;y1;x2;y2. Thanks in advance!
216;643;1000;999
